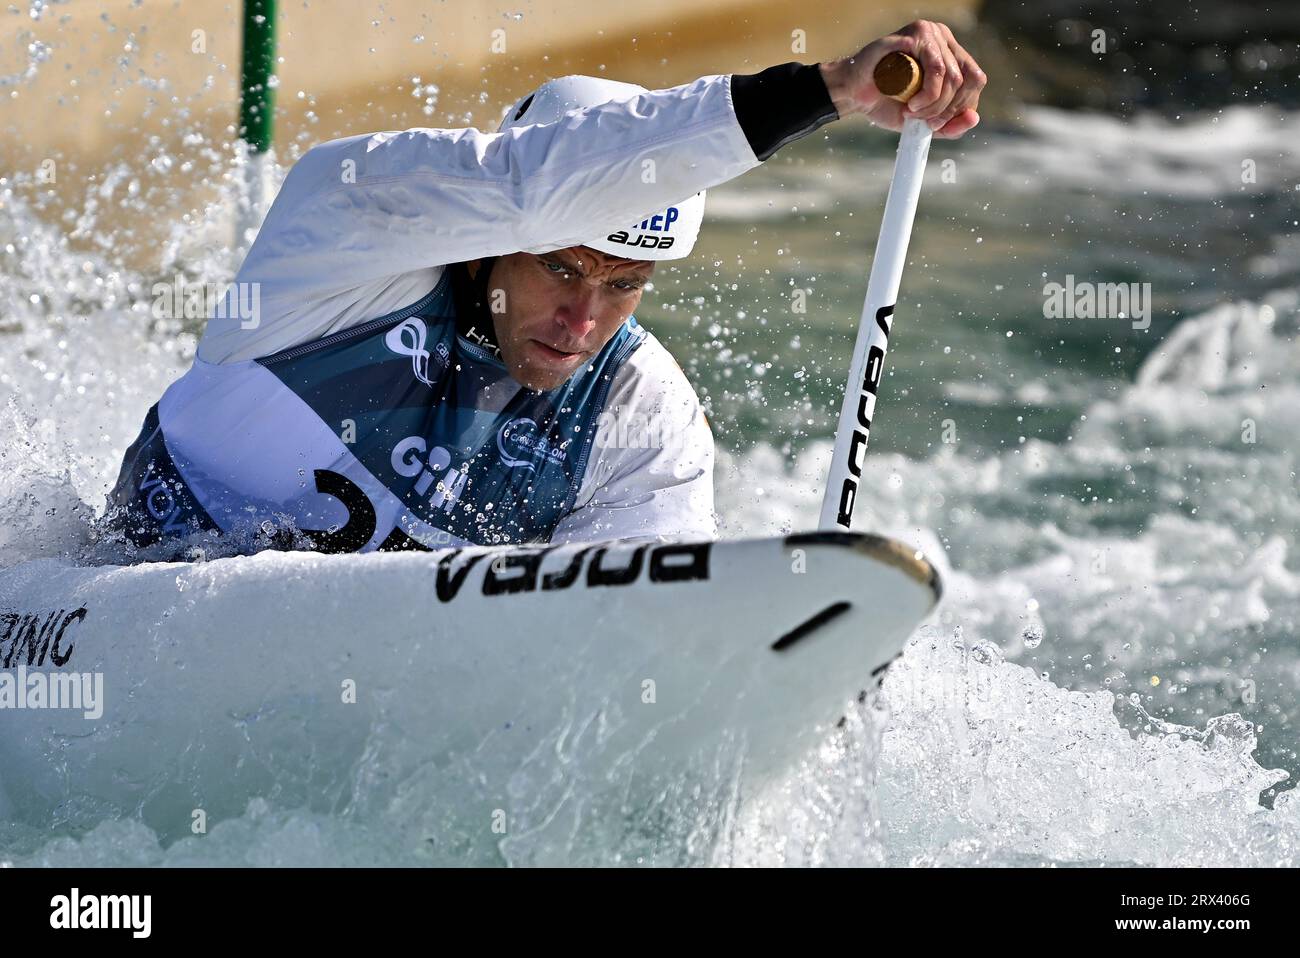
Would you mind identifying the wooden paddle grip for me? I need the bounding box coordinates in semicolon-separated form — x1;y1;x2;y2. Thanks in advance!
873;51;923;103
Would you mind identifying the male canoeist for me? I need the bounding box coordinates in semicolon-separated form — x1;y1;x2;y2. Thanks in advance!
108;19;985;555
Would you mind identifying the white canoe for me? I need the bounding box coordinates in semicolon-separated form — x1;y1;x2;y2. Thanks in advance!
0;531;939;844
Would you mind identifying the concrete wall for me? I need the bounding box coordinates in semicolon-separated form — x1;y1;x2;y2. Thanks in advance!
2;1;980;269
4;0;978;165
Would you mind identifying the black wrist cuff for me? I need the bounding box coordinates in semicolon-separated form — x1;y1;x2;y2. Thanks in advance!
730;62;839;162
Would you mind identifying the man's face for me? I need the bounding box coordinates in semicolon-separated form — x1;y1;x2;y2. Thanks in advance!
475;247;654;391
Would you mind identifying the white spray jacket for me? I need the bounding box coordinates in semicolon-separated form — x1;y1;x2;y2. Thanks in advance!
114;74;773;551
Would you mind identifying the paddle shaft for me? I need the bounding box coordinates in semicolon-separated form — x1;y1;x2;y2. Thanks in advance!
818;52;932;531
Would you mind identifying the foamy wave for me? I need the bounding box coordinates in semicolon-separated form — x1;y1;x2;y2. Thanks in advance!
960;105;1300;199
708;292;1300;865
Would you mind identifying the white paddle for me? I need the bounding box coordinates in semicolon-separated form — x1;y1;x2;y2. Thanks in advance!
819;52;932;532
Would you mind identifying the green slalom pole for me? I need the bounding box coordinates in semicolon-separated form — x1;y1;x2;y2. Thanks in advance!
237;0;278;247
239;0;278;154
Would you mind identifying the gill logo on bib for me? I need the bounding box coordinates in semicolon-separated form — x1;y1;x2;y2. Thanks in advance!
391;436;466;511
497;417;568;471
385;317;432;386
